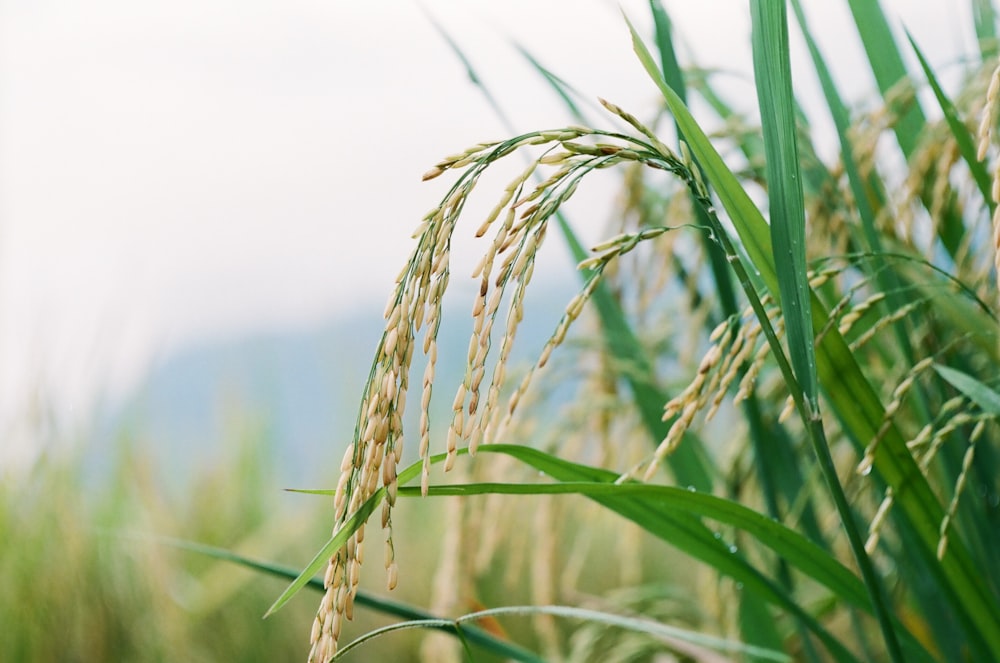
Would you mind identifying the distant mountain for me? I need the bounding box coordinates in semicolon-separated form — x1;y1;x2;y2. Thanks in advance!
103;284;578;489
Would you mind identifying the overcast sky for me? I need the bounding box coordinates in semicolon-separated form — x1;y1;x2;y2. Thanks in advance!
0;0;975;434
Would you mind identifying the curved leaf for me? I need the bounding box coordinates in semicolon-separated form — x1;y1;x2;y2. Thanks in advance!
335;604;792;662
149;536;545;663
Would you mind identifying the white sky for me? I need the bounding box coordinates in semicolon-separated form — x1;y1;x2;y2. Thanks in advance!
0;0;975;434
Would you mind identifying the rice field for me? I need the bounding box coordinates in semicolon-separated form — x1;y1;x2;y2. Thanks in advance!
5;2;1000;662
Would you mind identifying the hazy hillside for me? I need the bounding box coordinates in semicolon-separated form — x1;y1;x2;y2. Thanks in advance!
102;283;578;490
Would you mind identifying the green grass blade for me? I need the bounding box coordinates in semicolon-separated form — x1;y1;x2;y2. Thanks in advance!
792;8;973;584
934;364;1000;414
844;0;925;158
793;6;996;628
402;478;868;610
817;319;1000;657
265;454;428;617
844;0;970;256
535;510;854;659
749;0;817;407
792;0;938;418
973;0;999;58
451;462;854;663
264;487;385;618
513;43;596;125
151;537;546;663
750;5;902;660
907;29;996;214
650;0;741;321
298;442;859;659
651;10;827;609
336;604;791;663
649;1;684;101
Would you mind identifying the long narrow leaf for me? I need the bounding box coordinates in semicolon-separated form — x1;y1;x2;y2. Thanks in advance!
400;479;871;610
907;29;996;214
265;453;428;617
973;0;999;59
845;0;968;256
337;604;791;662
650;0;741;321
264;486;385;618
652;16;827;640
456;450;862;663
844;0;926;158
751;5;902;661
934;364;1000;415
750;0;817;407
149;537;545;663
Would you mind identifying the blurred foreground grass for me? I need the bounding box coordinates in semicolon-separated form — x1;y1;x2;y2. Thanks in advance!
0;409;471;662
0;420;321;661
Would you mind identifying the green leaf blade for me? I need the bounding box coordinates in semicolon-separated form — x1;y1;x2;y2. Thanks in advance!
973;0;999;59
906;29;996;214
750;0;817;406
934;364;1000;415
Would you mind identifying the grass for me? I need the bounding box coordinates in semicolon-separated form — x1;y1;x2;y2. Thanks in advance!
271;2;1000;662
0;422;322;662
0;414;484;662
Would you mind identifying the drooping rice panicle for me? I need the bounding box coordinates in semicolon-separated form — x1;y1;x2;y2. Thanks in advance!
856;357;935;477
936;419;986;560
309;103;723;659
977;57;1000;161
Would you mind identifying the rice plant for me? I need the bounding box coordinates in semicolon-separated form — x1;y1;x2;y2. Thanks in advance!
272;2;1000;661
